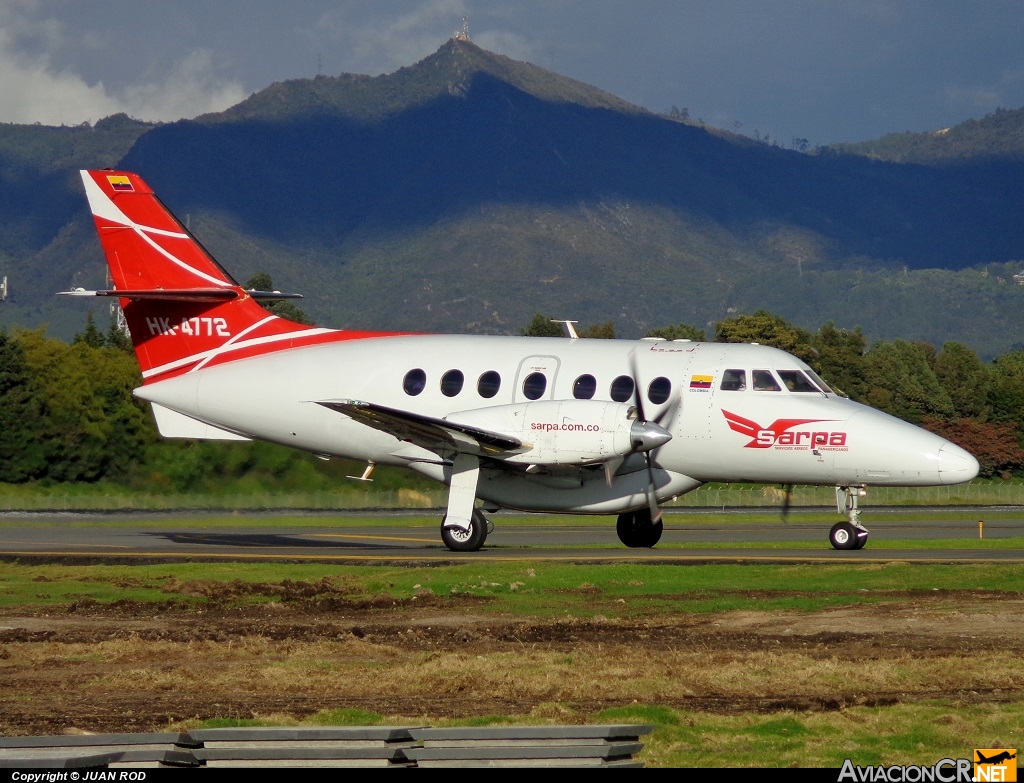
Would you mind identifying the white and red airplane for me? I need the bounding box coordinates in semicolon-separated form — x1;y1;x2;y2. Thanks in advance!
65;169;980;552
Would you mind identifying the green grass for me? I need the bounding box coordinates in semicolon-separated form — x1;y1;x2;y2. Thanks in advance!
2;561;1022;614
4;477;1024;512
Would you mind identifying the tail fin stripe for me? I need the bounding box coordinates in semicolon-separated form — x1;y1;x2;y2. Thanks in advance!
83;174;231;288
140;326;336;380
130;224;232;288
190;314;277;372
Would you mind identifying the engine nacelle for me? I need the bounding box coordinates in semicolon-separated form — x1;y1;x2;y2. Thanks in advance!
447;399;671;466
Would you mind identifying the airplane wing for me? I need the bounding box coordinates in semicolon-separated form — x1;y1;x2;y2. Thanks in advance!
316;399;525;458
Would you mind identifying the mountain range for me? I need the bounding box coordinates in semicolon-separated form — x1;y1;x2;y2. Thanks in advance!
2;40;1024;358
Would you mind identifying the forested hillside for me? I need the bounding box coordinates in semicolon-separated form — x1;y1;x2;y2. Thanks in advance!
3;40;1024;359
829;106;1024;163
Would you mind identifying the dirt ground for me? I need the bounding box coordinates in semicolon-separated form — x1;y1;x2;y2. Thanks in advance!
1;588;1022;736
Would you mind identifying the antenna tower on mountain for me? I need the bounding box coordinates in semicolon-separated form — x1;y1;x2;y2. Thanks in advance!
454;17;470;41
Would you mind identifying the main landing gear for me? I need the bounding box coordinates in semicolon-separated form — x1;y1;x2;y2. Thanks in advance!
830;485;869;550
616;508;663;548
441;508;492;552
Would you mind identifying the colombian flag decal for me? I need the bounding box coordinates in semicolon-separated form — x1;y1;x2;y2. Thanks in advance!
690;374;713;389
107;175;134;192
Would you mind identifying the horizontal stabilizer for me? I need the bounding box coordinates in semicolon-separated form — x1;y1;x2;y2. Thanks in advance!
59;287;301;302
318;399;524;457
150;403;251;441
59;288;239;302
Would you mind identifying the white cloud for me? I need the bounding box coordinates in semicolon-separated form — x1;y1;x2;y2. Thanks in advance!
115;50;247;123
311;0;470;75
0;5;246;125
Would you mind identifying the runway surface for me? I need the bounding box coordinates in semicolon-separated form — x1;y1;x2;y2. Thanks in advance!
1;510;1022;563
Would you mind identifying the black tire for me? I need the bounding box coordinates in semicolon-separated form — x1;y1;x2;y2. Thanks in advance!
616;510;663;548
829;521;859;550
852;530;868;550
440;510;488;552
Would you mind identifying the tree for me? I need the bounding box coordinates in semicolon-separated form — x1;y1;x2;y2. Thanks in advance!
812;322;867;400
73;312;105;348
934;342;991;419
105;315;134;354
519;313;565;337
862;340;954;423
922;417;1024;479
987;351;1024;427
0;331;47;482
244;272;313;325
645;323;705;341
715;310;817;365
13;329;153;483
578;321;615;339
245;272;274;292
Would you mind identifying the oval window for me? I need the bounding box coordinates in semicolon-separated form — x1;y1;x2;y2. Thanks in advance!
610;375;635;402
522;372;547;400
403;368;427;396
477;370;501;398
440;369;464;397
647;376;672;404
573;374;597;400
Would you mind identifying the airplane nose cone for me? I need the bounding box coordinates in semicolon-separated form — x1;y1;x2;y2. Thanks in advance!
937;442;980;485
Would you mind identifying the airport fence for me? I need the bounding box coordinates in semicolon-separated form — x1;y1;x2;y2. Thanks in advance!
1;481;1023;512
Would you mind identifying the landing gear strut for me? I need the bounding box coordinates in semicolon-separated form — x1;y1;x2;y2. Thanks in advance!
831;485;869;550
441;508;490;552
616;508;663;548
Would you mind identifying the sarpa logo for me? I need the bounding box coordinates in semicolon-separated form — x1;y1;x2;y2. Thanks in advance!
974;749;1017;782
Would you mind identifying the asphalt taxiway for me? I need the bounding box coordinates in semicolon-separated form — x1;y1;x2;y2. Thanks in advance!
1;510;1021;563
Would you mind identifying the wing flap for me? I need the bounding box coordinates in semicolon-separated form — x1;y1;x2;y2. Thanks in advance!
317;399;524;457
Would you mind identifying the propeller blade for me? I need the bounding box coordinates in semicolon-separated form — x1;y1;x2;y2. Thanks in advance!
781;484;793;523
627;349;647;424
603;456;627;487
644;453;662;524
629;346;665;524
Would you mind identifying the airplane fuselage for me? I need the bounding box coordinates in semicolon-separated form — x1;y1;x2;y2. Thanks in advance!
136;334;978;514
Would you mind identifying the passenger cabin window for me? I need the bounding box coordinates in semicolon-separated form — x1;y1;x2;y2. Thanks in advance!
777;370;818;392
720;369;746;391
573;374;597;400
522;372;547;400
477;370;501;398
752;370;781;391
403;368;427;396
440;369;464;397
648;376;672;404
610;375;635;403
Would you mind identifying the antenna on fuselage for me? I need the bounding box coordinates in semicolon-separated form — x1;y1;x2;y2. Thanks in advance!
550;320;579;339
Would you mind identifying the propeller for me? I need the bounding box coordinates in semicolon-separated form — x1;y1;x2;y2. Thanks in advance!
780;483;793;523
625;349;678;524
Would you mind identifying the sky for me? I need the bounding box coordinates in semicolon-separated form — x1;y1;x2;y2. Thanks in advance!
2;0;1024;146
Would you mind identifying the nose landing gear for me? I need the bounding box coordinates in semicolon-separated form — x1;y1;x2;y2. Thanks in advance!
616;508;664;548
831;485;869;550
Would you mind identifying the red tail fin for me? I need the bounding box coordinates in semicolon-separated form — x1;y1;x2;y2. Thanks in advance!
79;170;382;383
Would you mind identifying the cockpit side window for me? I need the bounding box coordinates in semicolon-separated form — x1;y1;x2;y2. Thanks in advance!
720;369;746;391
804;368;833;394
777;370;818;392
752;370;781;391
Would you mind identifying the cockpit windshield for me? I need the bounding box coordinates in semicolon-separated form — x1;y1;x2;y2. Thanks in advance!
777;370;820;393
